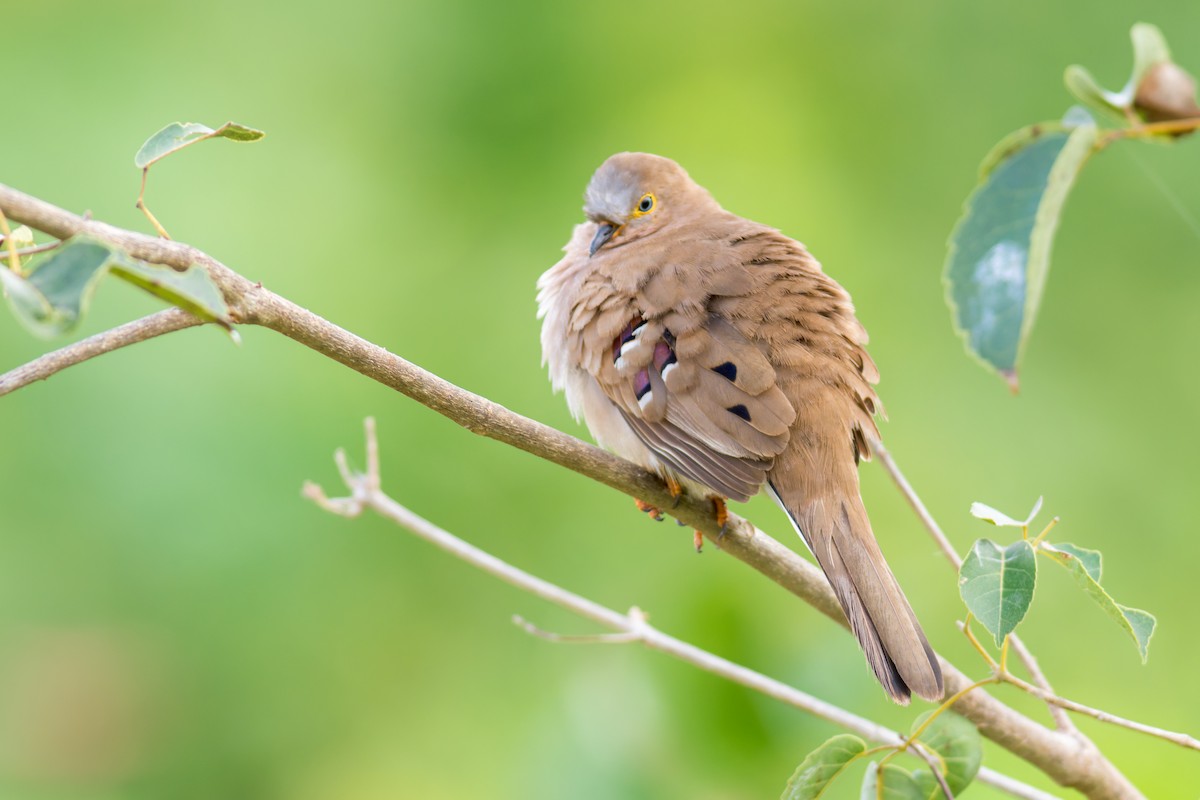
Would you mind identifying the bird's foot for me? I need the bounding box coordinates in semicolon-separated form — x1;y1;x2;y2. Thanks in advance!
712;497;729;538
664;473;683;507
634;498;665;521
691;498;729;553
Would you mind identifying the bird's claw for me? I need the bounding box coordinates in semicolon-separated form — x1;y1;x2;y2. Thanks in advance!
634;498;666;521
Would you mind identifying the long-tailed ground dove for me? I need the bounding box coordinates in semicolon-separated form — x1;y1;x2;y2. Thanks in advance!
537;152;943;704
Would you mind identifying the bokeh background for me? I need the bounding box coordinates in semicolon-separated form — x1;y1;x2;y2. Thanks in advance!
3;2;1198;797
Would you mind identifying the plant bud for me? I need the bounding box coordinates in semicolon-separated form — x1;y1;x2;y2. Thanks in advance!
1134;61;1200;125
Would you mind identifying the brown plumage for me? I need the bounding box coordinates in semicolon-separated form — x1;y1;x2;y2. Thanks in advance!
537;152;943;704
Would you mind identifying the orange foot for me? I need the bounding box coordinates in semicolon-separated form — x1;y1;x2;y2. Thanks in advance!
634;473;685;523
692;498;729;553
634;498;665;521
712;496;728;533
664;473;683;507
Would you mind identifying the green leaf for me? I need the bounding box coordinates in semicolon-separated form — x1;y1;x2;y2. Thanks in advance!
860;763;925;800
0;240;113;336
1041;542;1156;662
134;121;265;169
1065;22;1173;119
0;237;231;337
959;539;1037;646
109;258;230;324
970;497;1042;528
944;117;1097;390
1;263;58;334
909;712;982;797
1041;541;1102;582
782;734;866;800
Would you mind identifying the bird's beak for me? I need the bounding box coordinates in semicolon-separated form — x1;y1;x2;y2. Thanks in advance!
589;222;619;257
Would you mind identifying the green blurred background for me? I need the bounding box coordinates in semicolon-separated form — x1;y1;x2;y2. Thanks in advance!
2;1;1198;797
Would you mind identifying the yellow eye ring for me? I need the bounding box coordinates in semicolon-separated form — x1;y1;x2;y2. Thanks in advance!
632;193;656;217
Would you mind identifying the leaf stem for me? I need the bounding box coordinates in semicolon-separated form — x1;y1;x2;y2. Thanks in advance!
136;167;171;239
1031;518;1060;547
961;616;999;670
1098;116;1200;148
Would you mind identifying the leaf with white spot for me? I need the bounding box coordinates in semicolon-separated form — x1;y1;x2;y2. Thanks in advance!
944;115;1097;390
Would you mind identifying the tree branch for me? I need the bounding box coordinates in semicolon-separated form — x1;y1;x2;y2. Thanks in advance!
304;419;1059;800
0;182;1152;799
0;307;202;396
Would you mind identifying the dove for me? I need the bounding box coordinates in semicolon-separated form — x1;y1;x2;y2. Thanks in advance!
537;152;943;704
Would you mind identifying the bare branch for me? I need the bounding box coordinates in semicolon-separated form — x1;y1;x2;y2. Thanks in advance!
0;183;1150;799
512;614;643;645
0;308;203;396
1001;672;1200;752
307;420;1060;800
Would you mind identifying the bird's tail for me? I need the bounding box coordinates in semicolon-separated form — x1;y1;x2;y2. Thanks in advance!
767;478;943;704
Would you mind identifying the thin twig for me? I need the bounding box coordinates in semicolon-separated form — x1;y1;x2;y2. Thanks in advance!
0;307;204;396
304;419;1059;800
869;437;1080;736
0;239;63;259
512;614;643;644
1001;673;1200;752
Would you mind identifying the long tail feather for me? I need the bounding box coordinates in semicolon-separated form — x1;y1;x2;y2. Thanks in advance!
768;480;943;704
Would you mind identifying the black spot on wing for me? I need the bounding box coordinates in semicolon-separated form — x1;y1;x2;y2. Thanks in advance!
727;404;751;422
712;361;737;381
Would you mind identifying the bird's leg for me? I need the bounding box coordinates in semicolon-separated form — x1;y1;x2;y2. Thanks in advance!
691;497;730;553
712;497;729;537
664;473;683;507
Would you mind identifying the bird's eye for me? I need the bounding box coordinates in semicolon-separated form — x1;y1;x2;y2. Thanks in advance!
636;193;655;215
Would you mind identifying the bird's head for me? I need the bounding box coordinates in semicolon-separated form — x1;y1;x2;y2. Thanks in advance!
582;152;715;256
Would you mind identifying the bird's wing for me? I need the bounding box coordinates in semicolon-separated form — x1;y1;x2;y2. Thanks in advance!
572;227;801;501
